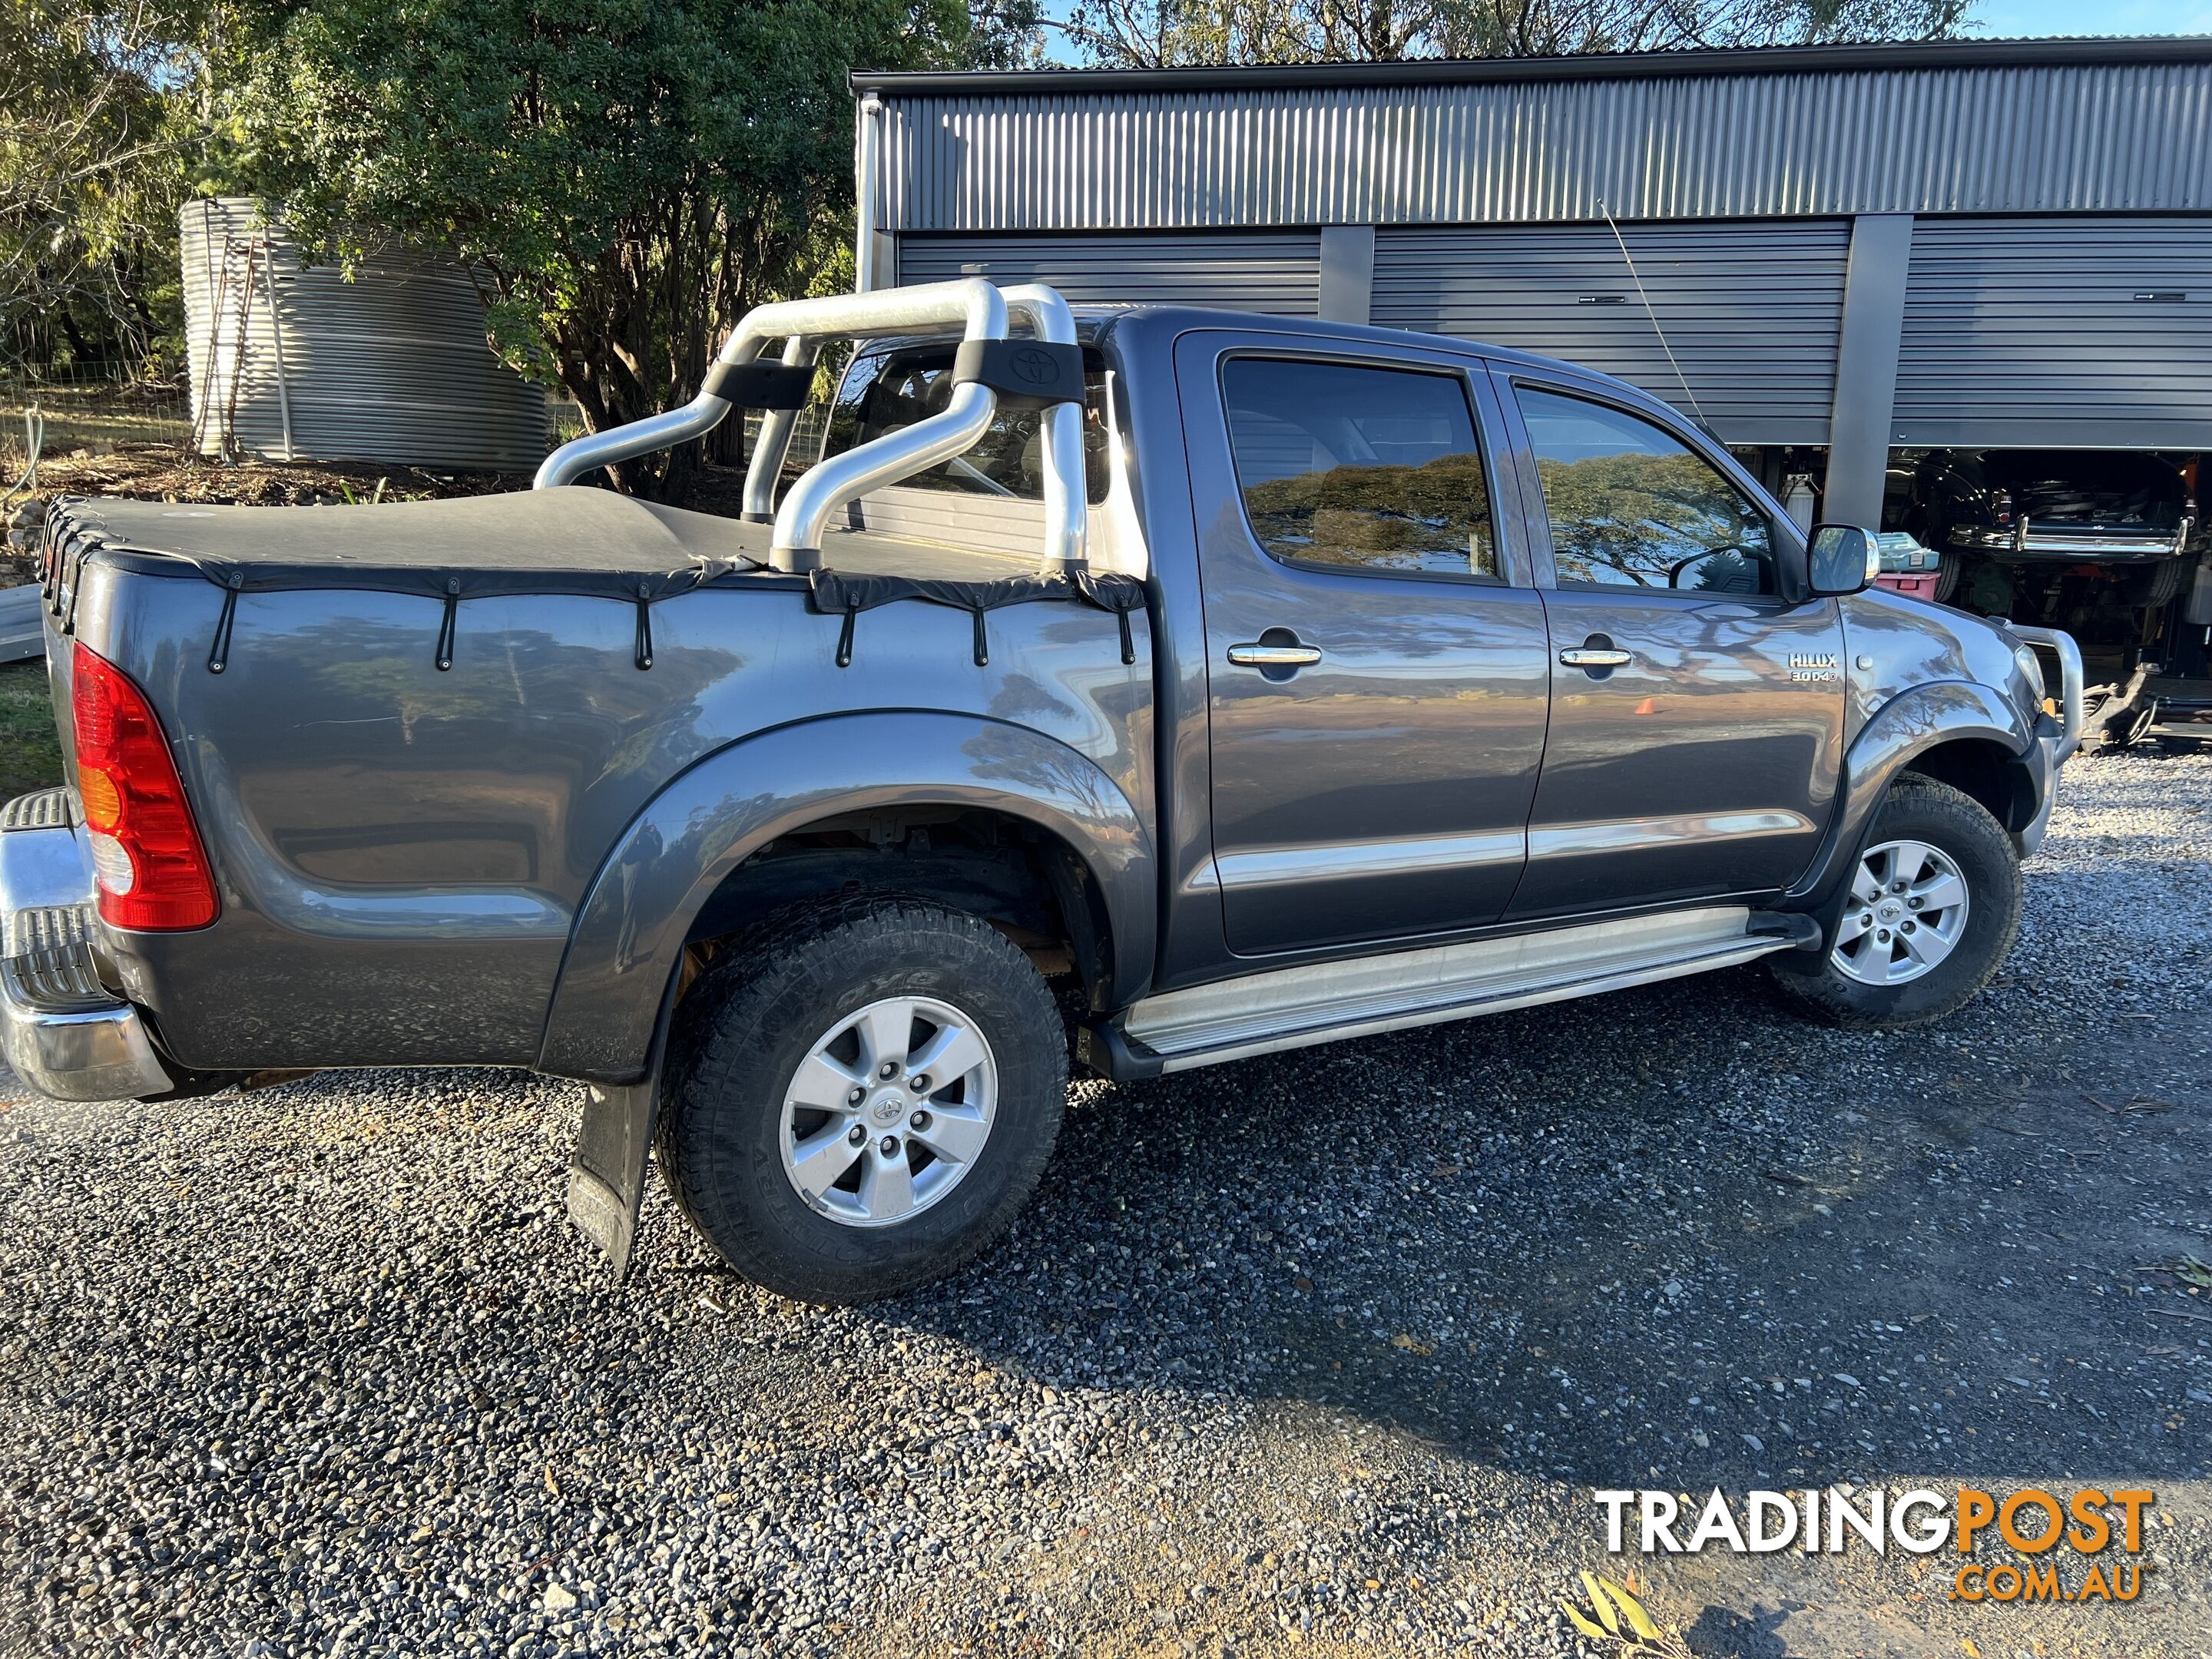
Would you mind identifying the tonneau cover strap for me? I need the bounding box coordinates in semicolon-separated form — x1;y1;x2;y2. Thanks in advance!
806;567;1143;669
207;573;243;674
435;580;461;671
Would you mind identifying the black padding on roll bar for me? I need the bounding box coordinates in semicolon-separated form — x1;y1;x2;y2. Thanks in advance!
700;359;814;409
952;338;1084;408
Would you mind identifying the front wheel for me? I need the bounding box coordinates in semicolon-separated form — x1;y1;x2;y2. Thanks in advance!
657;896;1068;1303
1770;777;2022;1029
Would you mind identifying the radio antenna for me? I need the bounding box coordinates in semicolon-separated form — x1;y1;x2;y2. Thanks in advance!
1597;197;1710;432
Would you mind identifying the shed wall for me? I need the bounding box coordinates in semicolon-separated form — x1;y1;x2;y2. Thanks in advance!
879;62;2212;233
896;231;1323;313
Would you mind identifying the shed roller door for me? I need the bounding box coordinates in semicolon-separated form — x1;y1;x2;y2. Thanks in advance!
1896;218;2212;449
897;232;1321;315
1373;221;1849;445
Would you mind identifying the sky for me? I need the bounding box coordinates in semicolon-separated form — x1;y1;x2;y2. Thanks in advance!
1974;0;2212;33
1027;1;2212;55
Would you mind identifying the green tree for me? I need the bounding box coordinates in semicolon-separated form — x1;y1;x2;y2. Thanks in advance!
1;0;207;379
219;0;1025;500
1063;0;1968;65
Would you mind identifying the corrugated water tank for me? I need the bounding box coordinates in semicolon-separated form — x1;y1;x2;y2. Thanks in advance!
180;198;550;472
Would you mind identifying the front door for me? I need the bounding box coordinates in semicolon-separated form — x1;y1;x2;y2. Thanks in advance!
1176;333;1551;956
1498;376;1847;920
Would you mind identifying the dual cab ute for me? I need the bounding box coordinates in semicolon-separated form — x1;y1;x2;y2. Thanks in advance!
5;282;2085;1302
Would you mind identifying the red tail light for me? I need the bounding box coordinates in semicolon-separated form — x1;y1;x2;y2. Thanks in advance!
71;642;219;930
1992;489;2014;525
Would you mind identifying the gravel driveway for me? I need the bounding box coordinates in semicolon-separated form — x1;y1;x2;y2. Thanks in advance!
2;750;2207;1659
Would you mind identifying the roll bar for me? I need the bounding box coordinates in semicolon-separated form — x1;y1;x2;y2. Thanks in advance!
534;280;1087;575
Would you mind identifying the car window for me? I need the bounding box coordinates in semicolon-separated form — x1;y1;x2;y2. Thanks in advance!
1516;386;1776;593
1222;357;1500;581
826;344;1112;503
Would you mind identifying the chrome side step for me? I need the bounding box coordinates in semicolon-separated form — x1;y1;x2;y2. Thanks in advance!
1095;906;1817;1078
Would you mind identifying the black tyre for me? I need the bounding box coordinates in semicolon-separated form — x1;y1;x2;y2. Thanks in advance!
2137;557;2186;610
657;896;1067;1303
1770;777;2022;1030
1932;553;1963;604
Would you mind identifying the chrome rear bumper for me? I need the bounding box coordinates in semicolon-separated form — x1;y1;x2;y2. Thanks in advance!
0;789;172;1101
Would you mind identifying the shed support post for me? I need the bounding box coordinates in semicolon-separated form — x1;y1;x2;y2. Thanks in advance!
1823;214;1913;529
855;92;892;293
868;233;898;292
1318;226;1376;326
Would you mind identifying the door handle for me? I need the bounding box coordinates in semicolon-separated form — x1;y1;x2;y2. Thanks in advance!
1227;642;1323;668
1558;647;1631;668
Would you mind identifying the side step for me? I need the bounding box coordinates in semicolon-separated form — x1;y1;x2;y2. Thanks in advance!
1088;906;1820;1079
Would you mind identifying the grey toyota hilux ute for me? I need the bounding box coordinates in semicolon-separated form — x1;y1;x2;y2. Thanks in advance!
4;282;2085;1303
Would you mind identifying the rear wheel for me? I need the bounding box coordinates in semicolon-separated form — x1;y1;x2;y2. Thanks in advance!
657;896;1067;1303
1770;777;2022;1029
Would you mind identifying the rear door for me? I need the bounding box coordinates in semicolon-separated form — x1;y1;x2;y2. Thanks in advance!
1495;373;1846;920
1174;329;1550;956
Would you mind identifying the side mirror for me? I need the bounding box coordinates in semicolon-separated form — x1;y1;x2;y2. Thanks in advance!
1808;523;1879;597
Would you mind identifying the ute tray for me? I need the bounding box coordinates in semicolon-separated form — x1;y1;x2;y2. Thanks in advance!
41;490;1141;674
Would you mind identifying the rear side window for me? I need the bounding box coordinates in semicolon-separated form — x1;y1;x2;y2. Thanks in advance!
1516;387;1776;592
1223;358;1500;581
826;344;1112;503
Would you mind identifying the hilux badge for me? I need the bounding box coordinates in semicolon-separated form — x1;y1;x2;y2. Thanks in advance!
1789;653;1841;684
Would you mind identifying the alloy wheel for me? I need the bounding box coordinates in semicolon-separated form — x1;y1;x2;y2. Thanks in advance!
777;995;998;1227
1830;838;1971;987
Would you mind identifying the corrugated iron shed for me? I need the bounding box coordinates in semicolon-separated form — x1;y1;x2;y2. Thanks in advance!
857;39;2212;230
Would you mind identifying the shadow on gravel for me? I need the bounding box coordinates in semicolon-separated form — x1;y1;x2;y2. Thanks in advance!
870;956;2212;1492
1684;1602;1793;1658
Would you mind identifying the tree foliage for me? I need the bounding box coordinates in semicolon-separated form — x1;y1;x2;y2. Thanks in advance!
1243;452;1495;571
217;0;1025;498
1;0;207;378
1533;449;1767;585
1061;0;1969;65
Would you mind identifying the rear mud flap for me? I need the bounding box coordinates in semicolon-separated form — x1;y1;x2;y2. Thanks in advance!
566;1078;660;1286
565;968;680;1286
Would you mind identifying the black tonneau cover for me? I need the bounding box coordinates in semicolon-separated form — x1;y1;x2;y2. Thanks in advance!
42;488;1140;674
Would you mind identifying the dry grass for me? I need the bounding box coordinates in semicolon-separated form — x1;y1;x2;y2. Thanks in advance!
10;442;528;509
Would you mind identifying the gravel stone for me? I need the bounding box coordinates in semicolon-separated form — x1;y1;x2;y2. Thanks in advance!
1;748;2207;1657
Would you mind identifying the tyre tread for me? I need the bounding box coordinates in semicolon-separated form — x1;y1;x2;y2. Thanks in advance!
655;894;1066;1303
1771;776;2022;1031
